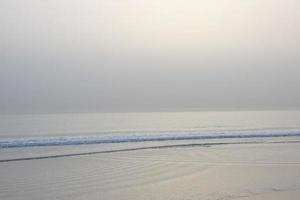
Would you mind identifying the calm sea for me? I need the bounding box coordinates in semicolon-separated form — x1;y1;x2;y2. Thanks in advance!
1;110;300;148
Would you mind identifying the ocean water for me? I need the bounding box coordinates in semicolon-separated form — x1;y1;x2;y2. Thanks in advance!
1;110;300;149
1;110;300;200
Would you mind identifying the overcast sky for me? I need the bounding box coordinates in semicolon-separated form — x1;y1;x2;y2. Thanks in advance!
1;0;300;114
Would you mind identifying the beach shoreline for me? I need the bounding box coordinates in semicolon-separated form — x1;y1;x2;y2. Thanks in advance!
1;137;300;200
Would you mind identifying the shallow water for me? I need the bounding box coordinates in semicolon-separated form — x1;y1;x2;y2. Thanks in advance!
1;141;300;200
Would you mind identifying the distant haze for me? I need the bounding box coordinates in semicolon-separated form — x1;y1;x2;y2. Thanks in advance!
1;0;300;114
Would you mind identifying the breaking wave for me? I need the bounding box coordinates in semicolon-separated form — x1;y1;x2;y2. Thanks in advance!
1;129;300;148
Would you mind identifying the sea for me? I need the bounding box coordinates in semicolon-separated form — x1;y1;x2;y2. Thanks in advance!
1;110;300;149
1;110;300;200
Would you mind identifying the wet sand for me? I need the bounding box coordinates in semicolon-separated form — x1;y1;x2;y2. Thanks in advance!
1;139;300;200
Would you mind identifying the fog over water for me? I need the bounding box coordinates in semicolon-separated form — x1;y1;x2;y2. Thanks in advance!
1;0;300;114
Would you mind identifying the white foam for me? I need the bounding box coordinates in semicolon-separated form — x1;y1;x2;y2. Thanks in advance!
1;129;300;148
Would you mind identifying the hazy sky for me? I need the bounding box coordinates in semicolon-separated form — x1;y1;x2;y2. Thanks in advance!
1;0;300;113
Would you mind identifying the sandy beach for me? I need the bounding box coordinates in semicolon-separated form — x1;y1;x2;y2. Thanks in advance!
1;138;300;200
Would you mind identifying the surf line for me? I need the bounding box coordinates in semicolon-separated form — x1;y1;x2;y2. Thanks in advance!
2;131;300;148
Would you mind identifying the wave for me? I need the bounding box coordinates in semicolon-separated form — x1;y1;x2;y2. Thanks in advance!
1;129;300;149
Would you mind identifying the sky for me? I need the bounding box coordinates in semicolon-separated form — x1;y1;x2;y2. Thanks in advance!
0;0;300;114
